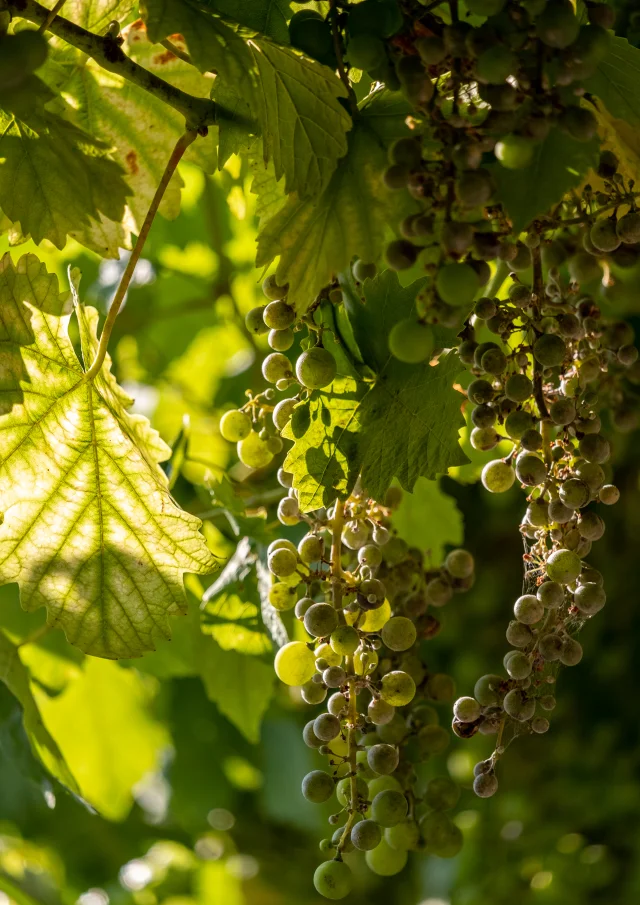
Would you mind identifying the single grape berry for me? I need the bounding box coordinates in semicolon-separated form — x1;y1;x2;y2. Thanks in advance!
419;811;463;857
245;306;269;335
380;670;416;706
506;620;533;647
314;713;341;742
388;319;434;363
515;453;547;486
436;262;479;306
453;696;481;723
262;352;293;384
302;770;334;803
220;409;251;442
351;819;382;851
304;603;338;638
296;347;337;389
533;334;566;367
505;373;533;403
237;432;274;469
495;135;535;169
616;211;640;244
514;594;544;625
262;273;288;300
275;642;316;686
353;259;377;282
385;238;419;271
574;582;606;615
473;772;498;797
365;838;408;876
482;460;516;493
536;0;579;48
474;674;504;707
371;789;408;827
330;625;359;656
367;743;400;775
268;546;298;577
503;688;535;722
368;697;395;725
560;636;583;666
313;860;352;900
538;581;564;608
546;549;581;584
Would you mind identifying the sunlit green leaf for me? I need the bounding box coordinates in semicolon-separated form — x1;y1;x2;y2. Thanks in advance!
392;478;464;565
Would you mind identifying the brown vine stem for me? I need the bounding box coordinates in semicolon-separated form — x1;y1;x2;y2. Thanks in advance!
159;37;193;66
328;0;357;115
337;671;358;856
531;245;550;420
85;130;197;381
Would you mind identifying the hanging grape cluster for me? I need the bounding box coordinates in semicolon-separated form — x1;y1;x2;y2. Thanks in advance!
217;0;640;898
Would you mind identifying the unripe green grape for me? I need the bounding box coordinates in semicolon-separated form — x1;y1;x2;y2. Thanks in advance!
420;811;463;857
278;496;300;526
351;819;382;851
262;273;288;301
298;533;324;563
415;35;446;65
388;319;434;363
359;576;385;604
546;548;581;583
539;633;564;662
381;616;417;652
304;603;338;638
533;334;566;368
505;374;533;403
365;838;408;876
515;453;546;486
474;673;504;706
367;743;399;775
371;789;408;827
425;776;460;811
590;218;620;253
238;432;274;469
353;259;378;282
481;460;516;493
506;620;533;648
323;665;347;688
358;544;382;568
269;582;298;612
474;297;497;320
268;547;298;578
436;262;479;306
426;577;453;607
599;484;620;505
385;820;420;851
560;636;583;666
473;772;498;797
531;717;550;734
380;671;416;706
616;211;640;244
302;770;335;803
444;548;474;579
418;724;450;755
314;713;341;742
220;409;251;442
343;521;370;550
331;826;354;853
269;327;294;352
618;345;639;366
277;467;293;488
471;404;496;429
296;347;337;389
263;300;295;331
505;410;534;440
456;169;494;206
301;680;327;705
442;221;474;255
267;436;283;454
275;641;315;685
579;567;604;587
471;426;499;452
468;378;495;405
560;106;598;142
316;642;342;668
578;510;605;540
514;593;544;624
578;433;610;464
521;428;543;452
245;305;269;335
505;650;532;679
569;252;603;285
262;352;293;384
526;498;549;528
495;135;535;169
559;478;590;510
330;626;359;656
475;44;517;84
336;775;368;807
549;498;574;524
453;696;481;722
550;397;576;425
536;0;579;47
574;582;606;615
328;692;347;717
295;598;314;622
313;860;352;900
268;538;296;556
504;688;535;722
368;697;395;726
538;581;564;608
347;32;386;70
303;719;323;748
385;238;419;271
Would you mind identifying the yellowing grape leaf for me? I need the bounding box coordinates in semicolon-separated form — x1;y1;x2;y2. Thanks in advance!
35;657;170;819
0;80;130;251
0;253;217;659
255;90;414;314
0;628;79;794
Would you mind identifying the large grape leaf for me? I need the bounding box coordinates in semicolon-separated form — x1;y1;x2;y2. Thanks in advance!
392;478;464;565
491;127;600;232
0;80;130;251
212;0;292;41
199;644;275;743
585;37;640;127
283;273;469;508
0;628;79;795
141;0;351;197
35;657;170;819
255;91;414;314
0;253;217;659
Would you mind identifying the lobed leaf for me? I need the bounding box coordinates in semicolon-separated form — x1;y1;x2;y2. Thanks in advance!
585;37;640;127
0;254;217;659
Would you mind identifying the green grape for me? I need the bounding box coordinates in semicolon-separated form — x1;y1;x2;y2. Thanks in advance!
262;352;293;384
296;347;337;389
352;259;378;282
388;319;434;364
376;716;408;749
323;665;347;688
367;743;399;776
262;273;288;301
426;577;453;606
385;239;419;270
303;719;323;748
467;378;494;405
495;135;535;169
526;498;549;528
313;860;352;900
471;404;496;429
574;582;606;615
420;811;463;857
536;0;579;47
268;538;297;556
316;642;343;668
473;771;498;797
456;169;494;206
600;484;620;505
415;35;447;65
269;582;297;611
474;674;504;706
268;328;294;352
506;620;533;647
531;716;550;734
504;689;535;722
533;333;566;367
365;839;408;876
268;547;298;579
505;374;533;403
546;549;581;583
371;789;408;827
471;427;500;451
481;460;516;493
550;397;576;426
237;432;274;469
368;697;395;726
351;819;382;851
380;671;415;706
538;633;564;662
505;410;534;440
245;305;269;335
302;770;335;803
304;603;338;638
298;533;324;563
538;581;564;608
301;681;327;705
475;45;517;84
514;594;544;624
560;636;583;666
515;452;546;486
454;696;481;723
560;107;598;142
219;409;251;442
288;10;333;62
418;724;450;755
559;478;590;509
263;300;295;331
381;616;416;652
329;626;359;656
425;777;460;811
275;641;315;685
347;33;386;71
578;433;610;464
549;498;574;524
336;776;368;807
278;496;301;526
314;713;341;742
575;462;605;493
590;218;620;253
358;544;382;567
505;650;532;679
385;820;420;851
436;262;479;306
444;548;474;578
617;211;640;244
426;673;456;702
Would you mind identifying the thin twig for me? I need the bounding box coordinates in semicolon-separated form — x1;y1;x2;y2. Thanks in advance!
328;0;357;114
160;37;193;66
85;130;198;381
38;0;67;33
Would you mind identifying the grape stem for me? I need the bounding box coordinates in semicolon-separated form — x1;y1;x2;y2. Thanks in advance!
331;499;345;611
328;0;357;115
336;672;358;856
84;130;197;382
531;246;550;420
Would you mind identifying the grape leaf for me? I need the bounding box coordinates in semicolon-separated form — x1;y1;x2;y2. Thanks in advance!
255;91;414;314
211;0;292;42
283;273;469;508
0;628;79;795
0;253;217;659
63;0;137;31
35;657;170;819
392;478;464;565
585;37;640;127
199;643;275;743
491;127;600;232
0;81;130;251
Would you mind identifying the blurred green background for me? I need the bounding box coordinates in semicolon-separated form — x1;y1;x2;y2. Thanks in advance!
0;158;638;905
